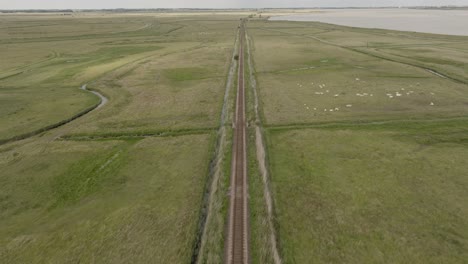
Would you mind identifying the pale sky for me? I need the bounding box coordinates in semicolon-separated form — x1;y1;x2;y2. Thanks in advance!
1;0;467;10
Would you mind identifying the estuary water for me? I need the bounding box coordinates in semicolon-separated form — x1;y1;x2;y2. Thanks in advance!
270;9;468;36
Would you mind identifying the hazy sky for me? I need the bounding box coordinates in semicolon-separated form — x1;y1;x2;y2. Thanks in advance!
1;0;467;9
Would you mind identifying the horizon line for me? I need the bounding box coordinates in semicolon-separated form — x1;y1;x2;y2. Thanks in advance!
1;5;468;11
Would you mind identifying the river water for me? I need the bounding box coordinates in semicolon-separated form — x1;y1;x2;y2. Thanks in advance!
270;9;468;36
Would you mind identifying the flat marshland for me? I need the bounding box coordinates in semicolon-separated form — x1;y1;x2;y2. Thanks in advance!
0;12;242;263
1;9;468;264
247;18;468;263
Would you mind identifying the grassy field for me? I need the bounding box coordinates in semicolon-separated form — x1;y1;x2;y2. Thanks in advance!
0;13;239;141
65;40;231;136
267;122;468;263
0;12;244;263
0;14;165;141
247;20;468;126
0;135;213;263
246;18;468;263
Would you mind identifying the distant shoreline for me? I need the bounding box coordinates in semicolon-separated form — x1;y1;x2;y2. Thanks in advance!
270;8;468;36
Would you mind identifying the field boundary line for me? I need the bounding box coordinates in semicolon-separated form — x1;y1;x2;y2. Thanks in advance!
265;116;468;131
59;127;216;141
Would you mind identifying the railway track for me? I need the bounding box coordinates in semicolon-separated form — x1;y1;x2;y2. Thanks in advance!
225;21;249;264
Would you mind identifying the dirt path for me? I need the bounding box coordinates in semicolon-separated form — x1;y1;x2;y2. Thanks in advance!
426;69;448;79
225;21;249;264
80;84;108;109
245;29;282;264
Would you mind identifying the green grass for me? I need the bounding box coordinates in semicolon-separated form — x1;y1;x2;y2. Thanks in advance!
164;67;219;82
248;126;277;264
247;18;468;263
267;123;468;263
65;42;233;135
50;142;131;207
0;13;239;142
196;47;238;263
0;86;99;141
0;22;164;141
0;12;245;263
3;10;468;264
281;21;468;83
0;135;213;263
244;34;278;263
246;21;468;126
